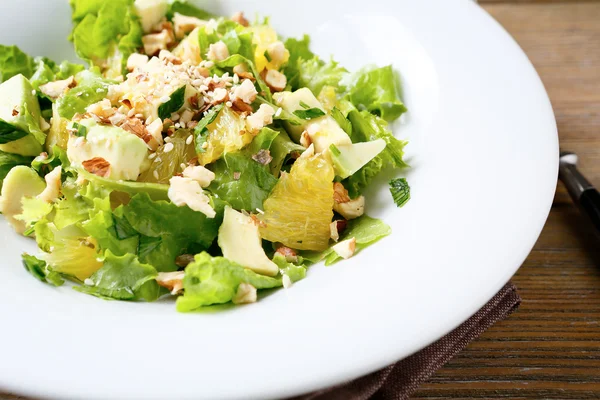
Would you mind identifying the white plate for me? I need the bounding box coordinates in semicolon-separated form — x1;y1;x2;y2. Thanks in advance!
0;1;558;399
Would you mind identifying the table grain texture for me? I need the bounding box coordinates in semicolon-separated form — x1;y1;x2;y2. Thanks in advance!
413;1;600;399
2;2;600;400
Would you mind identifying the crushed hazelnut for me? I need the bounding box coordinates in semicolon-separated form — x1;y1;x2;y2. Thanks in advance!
156;271;185;295
173;12;206;39
263;69;287;92
231;11;249;27
331;237;357;260
232;283;257;305
82;157;111;178
142;29;175;56
275;245;298;263
333;182;351;204
334;196;365;220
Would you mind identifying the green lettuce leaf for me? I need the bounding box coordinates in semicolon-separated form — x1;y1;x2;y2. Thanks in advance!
304;215;391;265
75;250;162;301
56;70;114;119
22;254;64;286
283;35;315;90
344;65;407;122
272;254;306;283
30;58;85;91
176;252;283;312
344;110;408;198
70;0;142;76
208;128;278;211
268;130;304;176
167;1;216;20
297;57;347;98
0;45;35;83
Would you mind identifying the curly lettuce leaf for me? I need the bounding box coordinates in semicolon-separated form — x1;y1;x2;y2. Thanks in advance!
303;215;391;266
22;254;64;286
177;252;283;312
297;57;347;98
344;110;408;197
268;130;304;176
272;254;306;283
344;65;407;122
75;250;162;301
70;0;142;76
0;45;35;83
208;128;278;211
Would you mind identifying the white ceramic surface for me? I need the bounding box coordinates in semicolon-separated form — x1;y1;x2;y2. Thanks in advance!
0;1;558;399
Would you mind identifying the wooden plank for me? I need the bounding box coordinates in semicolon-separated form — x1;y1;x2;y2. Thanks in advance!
413;2;600;398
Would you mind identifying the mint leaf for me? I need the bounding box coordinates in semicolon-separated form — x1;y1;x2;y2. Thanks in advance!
158;86;186;120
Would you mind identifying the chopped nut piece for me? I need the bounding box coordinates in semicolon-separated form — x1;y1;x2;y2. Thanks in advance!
233;79;258;104
145;118;164;148
142;29;175;56
37;166;62;203
233;171;241;180
175;254;195;268
330;221;340;242
11;108;18;116
39;76;75;99
158;49;182;65
334;196;365;220
212;87;229;104
300;130;312;148
121;118;148;139
168;176;216;218
331;237;356;260
173;12;206;39
233;63;248;75
264;69;287;92
231;98;253;114
156;271;185;295
231;11;249;27
82;157;111;178
252;149;272;165
299;144;315;159
182;165;215;188
246;104;275;132
207;41;230;62
232;283;257;305
266;41;287;65
333;182;351;204
127;53;149;71
275;245;298;263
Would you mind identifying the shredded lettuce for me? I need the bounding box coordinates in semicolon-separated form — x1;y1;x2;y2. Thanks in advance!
177;252;283;311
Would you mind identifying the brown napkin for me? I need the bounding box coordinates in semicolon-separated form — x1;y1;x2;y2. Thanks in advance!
291;283;521;400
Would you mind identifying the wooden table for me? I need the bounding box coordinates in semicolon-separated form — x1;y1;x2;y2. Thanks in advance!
1;2;599;400
413;1;600;398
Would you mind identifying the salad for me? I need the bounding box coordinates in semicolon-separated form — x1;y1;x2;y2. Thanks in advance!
0;0;410;312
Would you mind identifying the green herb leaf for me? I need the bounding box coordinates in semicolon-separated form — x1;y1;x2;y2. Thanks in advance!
194;104;223;154
22;254;64;286
293;107;326;120
71;122;87;137
389;178;410;208
0;119;28;144
158;86;186;121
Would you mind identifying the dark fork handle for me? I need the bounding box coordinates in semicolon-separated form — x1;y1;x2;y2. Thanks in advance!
580;188;600;235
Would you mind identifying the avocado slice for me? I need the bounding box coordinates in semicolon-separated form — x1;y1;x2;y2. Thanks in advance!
0;166;46;234
274;88;352;153
67;119;149;181
0;74;44;156
135;0;169;33
330;139;387;179
218;207;279;277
